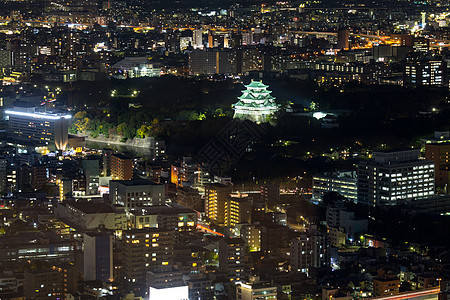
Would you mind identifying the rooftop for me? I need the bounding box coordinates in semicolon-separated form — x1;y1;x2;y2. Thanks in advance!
112;179;161;186
66;201;115;214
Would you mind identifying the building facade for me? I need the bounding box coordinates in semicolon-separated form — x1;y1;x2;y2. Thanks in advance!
6;106;70;151
357;149;434;206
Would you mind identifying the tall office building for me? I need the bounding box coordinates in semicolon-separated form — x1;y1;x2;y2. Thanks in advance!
6;106;71;151
404;60;447;87
357;149;435;206
111;154;133;180
219;238;246;282
189;50;218;75
109;180;166;212
425;143;450;189
82;159;100;195
337;28;350;50
83;231;113;282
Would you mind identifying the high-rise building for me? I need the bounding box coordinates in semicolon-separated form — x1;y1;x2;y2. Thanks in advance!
240;224;261;252
219;238;246;282
82;159;100;195
188;50;218;75
123;229;174;291
6;106;71;150
109;180;166;212
205;183;232;226
30;164;47;191
83;231;113;282
0;157;6;194
111;154;133;180
225;194;252;227
425;142;450;189
102;149;113;176
357;149;435;206
337;29;350;50
0;49;14;68
260;184;279;205
404;60;447;87
290;230;329;274
193;29;203;49
232;81;279;123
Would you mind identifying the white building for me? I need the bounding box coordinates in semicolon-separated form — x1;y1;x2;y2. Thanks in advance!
236;281;277;300
149;285;188;300
193;29;203;49
357;149;435;206
55;201;127;231
312;171;357;203
111;57;161;78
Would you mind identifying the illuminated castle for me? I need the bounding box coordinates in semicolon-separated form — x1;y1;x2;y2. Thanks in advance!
232;81;279;123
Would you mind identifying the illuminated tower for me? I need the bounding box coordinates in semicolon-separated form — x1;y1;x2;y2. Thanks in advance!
232;81;279;123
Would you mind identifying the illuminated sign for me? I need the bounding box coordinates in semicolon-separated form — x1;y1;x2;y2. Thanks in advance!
5;110;72;120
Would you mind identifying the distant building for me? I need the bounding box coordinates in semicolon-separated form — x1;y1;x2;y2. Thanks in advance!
148;285;189;300
187;278;214;300
205;183;232;226
260;184;280;205
193;29;203;49
236;280;277;300
122;229;174;291
219;238;245;282
188;49;237;75
82;159;100;195
312;171;357;203
111;154;133;180
24;270;63;300
109;180;166;212
225;194;252;227
232;81;279;123
337;29;350;50
357;149;435;206
290;229;329;274
240;224;261;252
111;57;161;78
55;201;127;231
83;231;113;282
128;204;197;231
373;271;399;297
404;60;447;87
6;106;70;151
425;142;450;189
